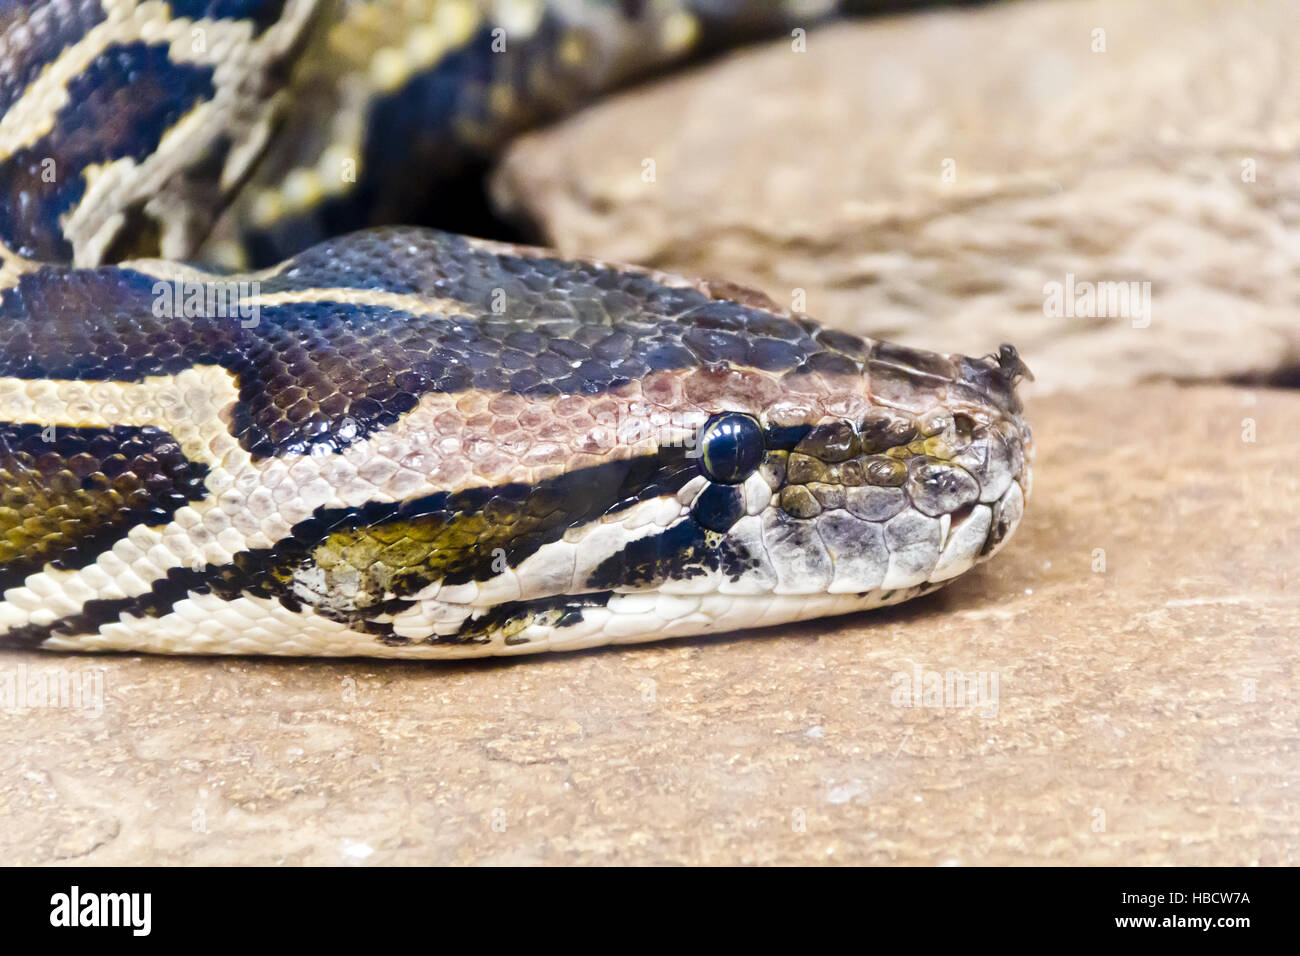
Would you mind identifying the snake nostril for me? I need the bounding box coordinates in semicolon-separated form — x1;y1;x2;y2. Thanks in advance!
952;413;976;443
996;344;1034;383
953;344;1034;421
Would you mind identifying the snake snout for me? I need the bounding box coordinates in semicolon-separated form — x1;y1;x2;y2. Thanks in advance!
950;342;1033;421
753;389;1029;595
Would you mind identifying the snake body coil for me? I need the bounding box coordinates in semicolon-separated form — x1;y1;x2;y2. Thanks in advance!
0;2;1033;657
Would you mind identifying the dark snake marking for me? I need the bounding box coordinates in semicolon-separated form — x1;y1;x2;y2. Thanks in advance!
586;512;758;592
0;444;702;649
0;422;210;591
0;41;217;261
244;18;528;262
0;0;107;117
237;3;856;266
452;592;616;648
166;0;286;33
244;2;703;263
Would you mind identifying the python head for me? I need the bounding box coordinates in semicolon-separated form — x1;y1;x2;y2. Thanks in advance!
260;232;1035;657
429;332;1036;656
1;229;1031;657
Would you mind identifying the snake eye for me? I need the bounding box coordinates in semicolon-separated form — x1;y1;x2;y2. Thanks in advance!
699;412;764;484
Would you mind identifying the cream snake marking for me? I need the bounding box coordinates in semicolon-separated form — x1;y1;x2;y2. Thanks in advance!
0;1;1033;658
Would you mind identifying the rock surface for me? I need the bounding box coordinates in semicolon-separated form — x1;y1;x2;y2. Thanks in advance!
492;0;1300;393
2;384;1296;865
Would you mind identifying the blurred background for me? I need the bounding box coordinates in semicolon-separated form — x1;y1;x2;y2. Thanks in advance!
487;0;1299;395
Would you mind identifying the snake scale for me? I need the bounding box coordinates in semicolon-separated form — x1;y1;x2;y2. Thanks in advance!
0;0;1032;658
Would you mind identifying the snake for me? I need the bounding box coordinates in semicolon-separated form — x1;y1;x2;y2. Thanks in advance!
0;0;1033;658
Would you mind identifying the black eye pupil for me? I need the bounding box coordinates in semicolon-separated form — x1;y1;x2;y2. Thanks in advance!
700;412;764;484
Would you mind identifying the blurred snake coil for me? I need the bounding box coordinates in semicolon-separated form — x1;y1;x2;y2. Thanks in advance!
0;0;1033;658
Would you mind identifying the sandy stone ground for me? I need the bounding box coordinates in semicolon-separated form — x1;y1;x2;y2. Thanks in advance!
2;385;1295;865
2;0;1296;865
